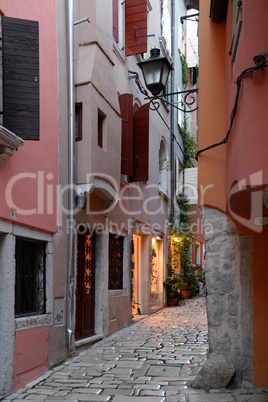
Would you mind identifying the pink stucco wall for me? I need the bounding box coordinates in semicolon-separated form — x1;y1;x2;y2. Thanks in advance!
0;0;58;233
225;0;268;196
10;326;49;394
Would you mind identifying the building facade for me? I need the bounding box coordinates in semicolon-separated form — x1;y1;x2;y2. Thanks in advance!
0;0;61;395
198;0;268;388
72;0;172;345
0;0;199;396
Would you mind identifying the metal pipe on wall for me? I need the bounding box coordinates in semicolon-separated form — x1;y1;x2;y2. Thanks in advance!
170;0;175;220
66;0;76;351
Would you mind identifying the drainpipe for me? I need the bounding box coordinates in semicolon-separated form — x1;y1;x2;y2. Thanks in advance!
66;0;76;351
170;0;175;220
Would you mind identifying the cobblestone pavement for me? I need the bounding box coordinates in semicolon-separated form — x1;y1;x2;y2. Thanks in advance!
5;298;268;402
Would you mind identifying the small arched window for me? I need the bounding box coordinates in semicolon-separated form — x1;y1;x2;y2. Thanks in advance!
159;139;168;195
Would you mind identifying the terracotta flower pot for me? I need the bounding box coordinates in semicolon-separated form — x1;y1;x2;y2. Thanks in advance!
181;290;191;299
169;298;179;306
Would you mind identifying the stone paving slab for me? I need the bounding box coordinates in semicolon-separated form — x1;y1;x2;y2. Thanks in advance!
4;298;268;402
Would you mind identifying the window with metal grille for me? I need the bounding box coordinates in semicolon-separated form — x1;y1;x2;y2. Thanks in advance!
109;234;124;290
1;16;40;140
15;238;46;317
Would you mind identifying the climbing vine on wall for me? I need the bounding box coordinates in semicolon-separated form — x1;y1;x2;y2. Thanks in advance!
181;117;197;168
182;54;189;88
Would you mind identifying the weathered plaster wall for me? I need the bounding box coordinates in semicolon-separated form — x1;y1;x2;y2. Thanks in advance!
0;223;53;397
0;0;59;232
196;207;254;387
0;234;15;396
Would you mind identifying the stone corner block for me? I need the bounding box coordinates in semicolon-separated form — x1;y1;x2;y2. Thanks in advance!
192;353;235;389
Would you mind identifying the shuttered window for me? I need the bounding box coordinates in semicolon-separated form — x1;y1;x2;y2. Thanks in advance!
119;93;133;176
230;0;242;63
2;16;39;140
129;103;149;182
113;0;119;42
125;0;147;56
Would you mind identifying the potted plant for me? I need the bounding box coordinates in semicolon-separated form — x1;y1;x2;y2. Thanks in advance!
163;265;184;306
178;269;199;299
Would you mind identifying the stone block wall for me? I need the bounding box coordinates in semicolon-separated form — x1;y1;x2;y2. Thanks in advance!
194;207;254;388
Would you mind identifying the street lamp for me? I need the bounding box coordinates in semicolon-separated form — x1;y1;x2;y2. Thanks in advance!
130;48;198;113
137;48;173;96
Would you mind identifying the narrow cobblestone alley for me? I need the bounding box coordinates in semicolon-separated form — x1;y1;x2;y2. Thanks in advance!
5;298;268;402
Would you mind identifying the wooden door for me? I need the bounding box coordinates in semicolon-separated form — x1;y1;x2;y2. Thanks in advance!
75;232;95;340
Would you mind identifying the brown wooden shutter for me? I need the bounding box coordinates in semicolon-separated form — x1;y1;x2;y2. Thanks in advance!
2;16;39;140
113;0;119;42
129;103;149;182
125;0;147;56
119;93;133;176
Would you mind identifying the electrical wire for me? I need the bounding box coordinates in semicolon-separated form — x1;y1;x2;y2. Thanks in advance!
83;19;189;161
129;71;187;159
195;64;268;160
88;19;140;59
84;19;189;95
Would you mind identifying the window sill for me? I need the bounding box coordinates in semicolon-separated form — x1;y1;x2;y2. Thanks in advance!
0;125;24;164
113;41;126;65
108;289;127;297
15;313;51;330
159;189;170;201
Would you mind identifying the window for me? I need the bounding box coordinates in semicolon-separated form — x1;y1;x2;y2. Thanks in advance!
125;0;147;56
75;103;82;142
129;103;149;182
1;16;39;140
119;93;133;176
98;112;105;148
159;139;168;195
176;160;184;196
15;238;46;317
113;0;126;58
109;234;124;290
118;95;149;182
112;0;119;42
230;0;242;63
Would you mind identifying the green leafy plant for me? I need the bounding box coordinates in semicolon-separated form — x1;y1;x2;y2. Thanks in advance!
182;54;189;88
163;264;181;300
181;118;197;168
165;193;200;298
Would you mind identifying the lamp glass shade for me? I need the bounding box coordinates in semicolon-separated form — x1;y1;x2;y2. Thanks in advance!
137;48;173;96
141;59;162;87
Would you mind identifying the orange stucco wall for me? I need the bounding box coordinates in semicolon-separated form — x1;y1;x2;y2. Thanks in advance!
198;0;226;212
226;0;268;387
225;0;268;198
0;0;58;233
199;0;268;387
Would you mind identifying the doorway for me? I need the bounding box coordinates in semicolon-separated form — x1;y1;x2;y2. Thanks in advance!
151;237;159;307
75;231;95;340
132;234;141;317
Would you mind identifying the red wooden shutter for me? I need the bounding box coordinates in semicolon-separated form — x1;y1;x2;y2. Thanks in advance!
129;103;149;182
113;0;119;42
119;93;133;176
125;0;147;56
2;16;39;140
